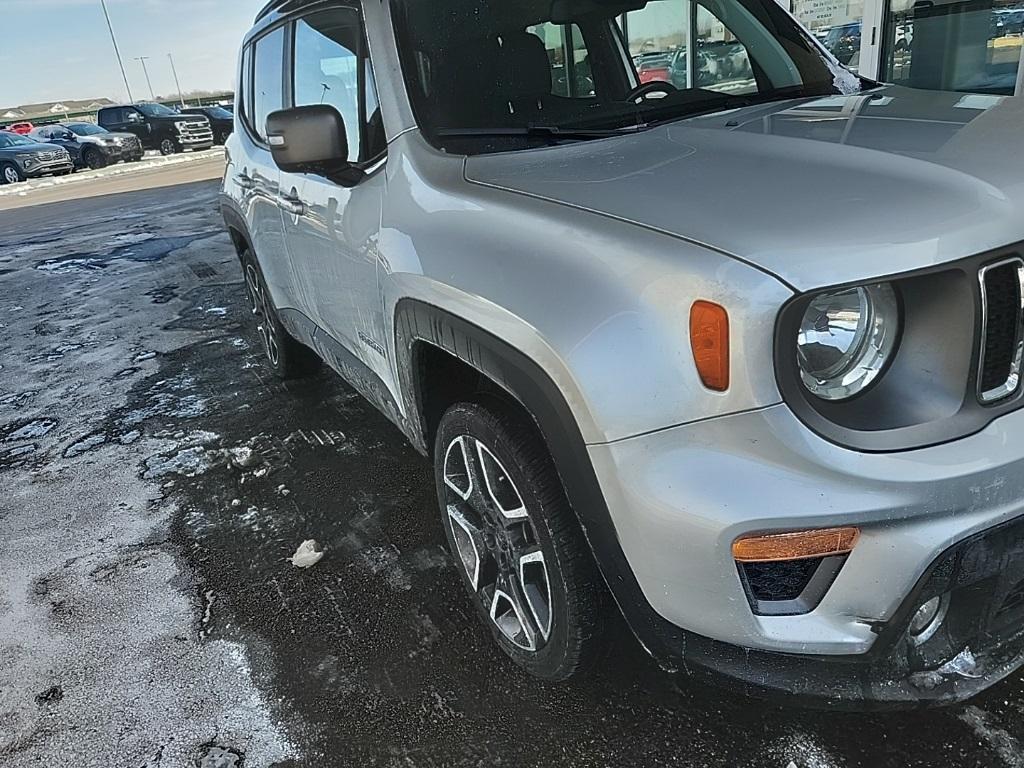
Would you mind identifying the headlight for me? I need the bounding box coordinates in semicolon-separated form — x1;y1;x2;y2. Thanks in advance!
174;121;189;131
15;153;36;166
797;283;900;401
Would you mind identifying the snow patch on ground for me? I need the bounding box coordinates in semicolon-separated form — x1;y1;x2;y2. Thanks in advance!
0;148;225;199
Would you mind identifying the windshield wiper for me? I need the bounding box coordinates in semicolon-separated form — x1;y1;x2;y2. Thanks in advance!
436;124;647;143
644;86;836;124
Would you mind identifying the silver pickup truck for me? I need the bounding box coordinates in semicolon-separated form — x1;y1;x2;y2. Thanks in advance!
221;0;1024;707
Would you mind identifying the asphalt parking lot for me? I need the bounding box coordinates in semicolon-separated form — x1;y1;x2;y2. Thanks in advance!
4;171;1024;767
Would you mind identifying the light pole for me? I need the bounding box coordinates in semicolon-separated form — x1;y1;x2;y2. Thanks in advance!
135;57;156;101
100;0;133;102
168;53;186;108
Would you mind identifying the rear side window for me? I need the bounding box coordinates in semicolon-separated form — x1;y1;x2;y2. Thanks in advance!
292;9;385;162
253;26;286;141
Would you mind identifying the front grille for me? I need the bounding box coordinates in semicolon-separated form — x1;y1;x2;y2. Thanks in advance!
38;150;64;162
978;258;1024;403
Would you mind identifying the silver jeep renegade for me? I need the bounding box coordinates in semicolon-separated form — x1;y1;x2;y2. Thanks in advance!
222;0;1024;706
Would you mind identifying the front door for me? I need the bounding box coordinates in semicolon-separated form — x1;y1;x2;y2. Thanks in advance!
279;5;390;381
238;23;300;313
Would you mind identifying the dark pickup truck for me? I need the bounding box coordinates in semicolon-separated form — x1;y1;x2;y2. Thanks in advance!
97;102;214;156
179;106;234;145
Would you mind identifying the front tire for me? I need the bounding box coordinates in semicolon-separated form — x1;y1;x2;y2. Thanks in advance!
83;147;107;170
240;248;320;380
1;162;25;185
435;399;606;681
159;138;178;156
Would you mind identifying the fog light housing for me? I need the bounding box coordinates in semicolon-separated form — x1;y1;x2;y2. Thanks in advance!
909;595;947;643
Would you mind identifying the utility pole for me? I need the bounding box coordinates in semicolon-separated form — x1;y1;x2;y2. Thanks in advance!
100;0;133;102
168;53;186;108
135;57;156;101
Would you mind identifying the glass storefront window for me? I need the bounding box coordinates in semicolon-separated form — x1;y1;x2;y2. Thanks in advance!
618;0;759;94
789;0;866;72
883;0;1024;94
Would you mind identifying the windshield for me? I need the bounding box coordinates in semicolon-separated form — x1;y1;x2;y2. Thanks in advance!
203;107;233;119
0;131;38;148
392;0;851;153
68;123;108;136
136;102;180;118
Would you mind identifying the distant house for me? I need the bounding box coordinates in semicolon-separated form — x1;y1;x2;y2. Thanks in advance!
0;98;117;122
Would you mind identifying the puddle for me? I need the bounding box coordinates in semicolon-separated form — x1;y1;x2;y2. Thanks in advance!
35;232;222;274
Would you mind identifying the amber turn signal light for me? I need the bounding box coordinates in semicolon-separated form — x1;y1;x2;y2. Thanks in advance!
690;301;729;392
732;527;860;563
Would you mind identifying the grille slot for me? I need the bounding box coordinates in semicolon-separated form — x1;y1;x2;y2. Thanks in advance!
978;258;1024;403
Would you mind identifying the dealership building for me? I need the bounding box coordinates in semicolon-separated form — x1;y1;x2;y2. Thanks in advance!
611;0;1023;96
787;0;1023;95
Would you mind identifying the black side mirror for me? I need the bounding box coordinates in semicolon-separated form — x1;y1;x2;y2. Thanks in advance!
266;105;364;187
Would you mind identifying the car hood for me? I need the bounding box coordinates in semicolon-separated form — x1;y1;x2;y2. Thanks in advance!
463;86;1024;291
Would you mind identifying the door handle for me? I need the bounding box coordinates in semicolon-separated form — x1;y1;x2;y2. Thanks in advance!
278;193;307;217
236;173;256;189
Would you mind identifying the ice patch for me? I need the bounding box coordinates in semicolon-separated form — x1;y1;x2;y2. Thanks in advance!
63;433;108;458
142;447;213;480
4;419;57;442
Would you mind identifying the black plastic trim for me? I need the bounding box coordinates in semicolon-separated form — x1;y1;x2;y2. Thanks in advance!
740;556;846;616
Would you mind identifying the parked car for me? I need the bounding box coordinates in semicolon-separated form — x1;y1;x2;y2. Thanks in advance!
30;122;145;170
0;131;73;184
179;105;234;144
633;51;673;83
5;122;35;136
668;46;719;89
97;102;213;156
822;21;861;66
225;0;1024;708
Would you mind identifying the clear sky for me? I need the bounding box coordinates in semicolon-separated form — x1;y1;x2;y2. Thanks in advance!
0;0;267;107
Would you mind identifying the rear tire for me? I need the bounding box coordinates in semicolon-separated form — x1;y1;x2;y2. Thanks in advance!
434;398;607;681
240;248;321;380
1;162;24;185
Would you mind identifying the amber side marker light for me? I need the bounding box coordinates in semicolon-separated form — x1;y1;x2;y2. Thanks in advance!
732;527;860;563
690;300;730;391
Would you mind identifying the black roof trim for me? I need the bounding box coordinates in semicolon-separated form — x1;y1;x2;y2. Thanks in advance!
255;0;311;23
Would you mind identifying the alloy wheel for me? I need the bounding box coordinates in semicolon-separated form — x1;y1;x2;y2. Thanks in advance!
160;139;176;156
3;166;21;184
443;435;553;652
244;263;280;367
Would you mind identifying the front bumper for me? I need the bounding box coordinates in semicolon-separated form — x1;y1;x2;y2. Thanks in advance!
21;158;74;178
590;403;1024;704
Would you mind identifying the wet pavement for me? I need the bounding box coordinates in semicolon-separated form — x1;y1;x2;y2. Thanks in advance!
3;179;1024;766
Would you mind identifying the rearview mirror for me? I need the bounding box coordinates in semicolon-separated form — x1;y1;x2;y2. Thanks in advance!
266;105;364;187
